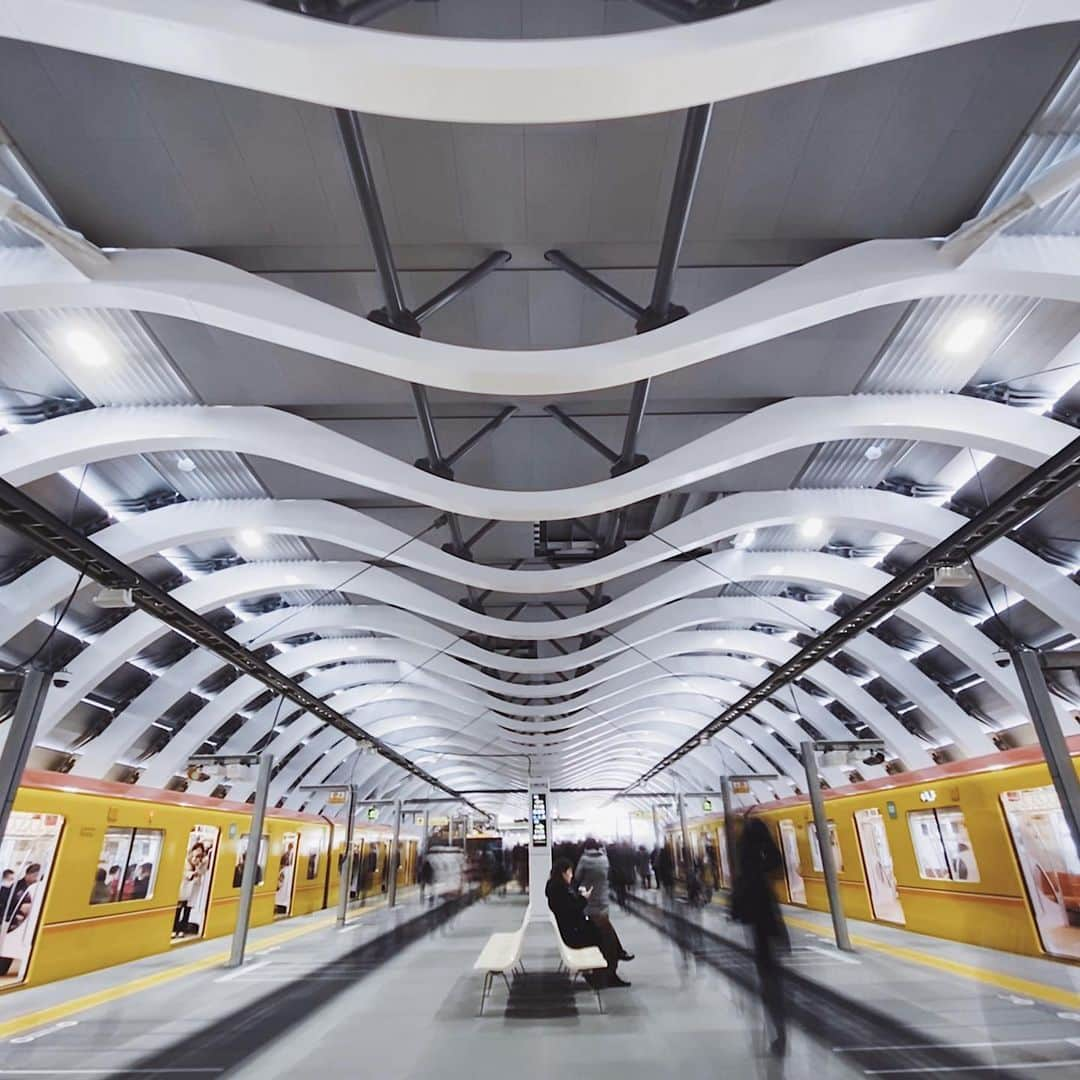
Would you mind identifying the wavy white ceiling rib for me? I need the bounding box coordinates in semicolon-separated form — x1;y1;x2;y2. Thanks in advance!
0;395;1071;522
0;1;1074;123
3;237;1080;396
4;487;1074;615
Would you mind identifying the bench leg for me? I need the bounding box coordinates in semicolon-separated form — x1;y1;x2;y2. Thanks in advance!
594;980;604;1015
501;972;512;994
479;971;492;1016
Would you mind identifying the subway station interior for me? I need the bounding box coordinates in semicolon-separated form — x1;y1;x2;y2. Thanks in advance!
0;2;1079;1077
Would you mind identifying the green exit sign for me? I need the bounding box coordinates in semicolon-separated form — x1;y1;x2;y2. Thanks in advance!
366;807;378;821
702;798;713;813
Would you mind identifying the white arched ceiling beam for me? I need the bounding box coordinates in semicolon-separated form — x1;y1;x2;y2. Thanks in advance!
3;236;1080;396
26;547;1053;761
1;1;1074;123
1;393;1071;522
5;487;1074;633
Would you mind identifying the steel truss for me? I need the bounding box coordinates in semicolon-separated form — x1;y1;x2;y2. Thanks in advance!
0;477;478;809
629;430;1080;787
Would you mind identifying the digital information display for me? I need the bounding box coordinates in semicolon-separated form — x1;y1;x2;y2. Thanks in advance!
530;792;548;847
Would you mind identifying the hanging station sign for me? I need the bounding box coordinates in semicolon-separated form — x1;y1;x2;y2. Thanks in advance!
530;792;549;847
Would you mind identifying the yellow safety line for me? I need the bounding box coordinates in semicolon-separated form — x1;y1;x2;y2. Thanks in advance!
781;912;1080;1010
0;899;392;1039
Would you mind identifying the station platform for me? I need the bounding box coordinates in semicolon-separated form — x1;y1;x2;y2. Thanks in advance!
0;888;1076;1078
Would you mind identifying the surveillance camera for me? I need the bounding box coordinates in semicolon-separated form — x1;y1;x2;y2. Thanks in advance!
52;669;72;688
992;649;1012;669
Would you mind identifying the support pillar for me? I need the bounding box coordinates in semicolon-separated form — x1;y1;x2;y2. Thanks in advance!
0;669;50;847
227;751;273;967
720;775;736;890
801;742;853;952
387;799;402;908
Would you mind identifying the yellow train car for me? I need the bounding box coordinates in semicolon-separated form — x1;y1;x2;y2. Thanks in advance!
0;770;334;992
672;740;1080;964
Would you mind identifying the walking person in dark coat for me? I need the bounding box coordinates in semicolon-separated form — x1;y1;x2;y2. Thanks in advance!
546;857;630;987
573;840;634;963
731;818;790;1056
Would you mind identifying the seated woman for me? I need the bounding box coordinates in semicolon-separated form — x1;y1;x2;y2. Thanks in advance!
545;857;629;987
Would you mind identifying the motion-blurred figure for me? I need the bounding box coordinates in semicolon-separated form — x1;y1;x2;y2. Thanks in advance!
574;840;634;965
731;818;789;1057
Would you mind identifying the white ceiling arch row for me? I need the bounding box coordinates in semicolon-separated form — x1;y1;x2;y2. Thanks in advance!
22;547;1055;754
4;236;1080;396
2;487;1073;623
0;0;1074;123
0;394;1071;522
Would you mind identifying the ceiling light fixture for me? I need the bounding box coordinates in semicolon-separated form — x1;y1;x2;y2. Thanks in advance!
176;456;197;473
238;529;264;549
733;529;756;550
769;563;784;575
284;574;301;585
943;314;989;355
799;517;824;539
864;445;883;461
65;329;110;367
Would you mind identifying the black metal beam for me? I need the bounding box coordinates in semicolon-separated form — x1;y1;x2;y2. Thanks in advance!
339;0;412;25
543;250;646;321
464;519;500;549
628;430;1080;788
644;104;712;327
634;0;765;22
444;406;517;468
543;405;619;464
0;477;477;807
415;251;512;323
615;379;651;473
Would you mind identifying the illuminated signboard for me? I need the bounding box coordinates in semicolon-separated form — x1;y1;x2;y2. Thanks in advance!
531;792;548;847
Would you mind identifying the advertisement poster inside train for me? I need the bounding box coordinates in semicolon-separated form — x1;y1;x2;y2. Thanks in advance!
778;819;807;904
173;825;218;943
855;807;905;924
301;832;322;882
0;812;64;988
275;832;298;915
233;833;269;888
1002;786;1080;960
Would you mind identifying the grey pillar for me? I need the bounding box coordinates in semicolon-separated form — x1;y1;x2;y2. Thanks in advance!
1012;647;1080;861
336;786;355;927
0;669;50;846
720;776;736;890
651;802;662;849
387;799;402;908
801;742;853;952
677;792;692;871
421;809;431;858
227;751;273;968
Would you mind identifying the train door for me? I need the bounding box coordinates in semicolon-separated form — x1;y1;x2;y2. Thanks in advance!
1001;785;1080;960
718;825;731;888
274;832;298;916
855;808;905;924
778;820;807;903
173;825;218;943
0;811;64;988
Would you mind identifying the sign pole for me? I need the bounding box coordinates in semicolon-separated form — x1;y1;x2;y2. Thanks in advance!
227;751;273;968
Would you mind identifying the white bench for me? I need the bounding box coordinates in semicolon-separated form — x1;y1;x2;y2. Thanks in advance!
548;914;606;1014
473;914;527;1015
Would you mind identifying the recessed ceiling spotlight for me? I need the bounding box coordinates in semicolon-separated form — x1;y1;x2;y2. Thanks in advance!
864;445;883;461
238;529;264;549
733;529;756;550
799;517;824;539
284;574;301;585
769;563;784;575
943;314;989;355
176;456;197;473
65;329;110;367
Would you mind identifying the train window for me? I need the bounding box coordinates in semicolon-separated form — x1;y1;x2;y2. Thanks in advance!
854;807;905;924
90;827;164;904
907;808;980;883
808;821;844;873
0;811;64;989
275;832;298;916
232;834;268;888
302;833;321;881
778;820;807;904
1001;786;1080;961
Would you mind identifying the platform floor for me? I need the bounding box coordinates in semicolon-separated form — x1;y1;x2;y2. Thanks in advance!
0;888;1077;1077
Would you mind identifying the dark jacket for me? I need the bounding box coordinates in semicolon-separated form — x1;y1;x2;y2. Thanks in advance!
545;876;593;949
731;819;788;946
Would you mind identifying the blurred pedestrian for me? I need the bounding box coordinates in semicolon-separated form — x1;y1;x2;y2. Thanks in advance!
731;818;789;1056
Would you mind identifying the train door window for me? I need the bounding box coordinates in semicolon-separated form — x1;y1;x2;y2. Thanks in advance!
718;826;731;889
778;820;807;904
808;821;844;873
302;833;321;881
0;811;64;989
91;827;164;904
907;808;980;883
233;834;268;888
1001;786;1080;960
855;808;905;924
173;825;218;943
275;832;298;916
